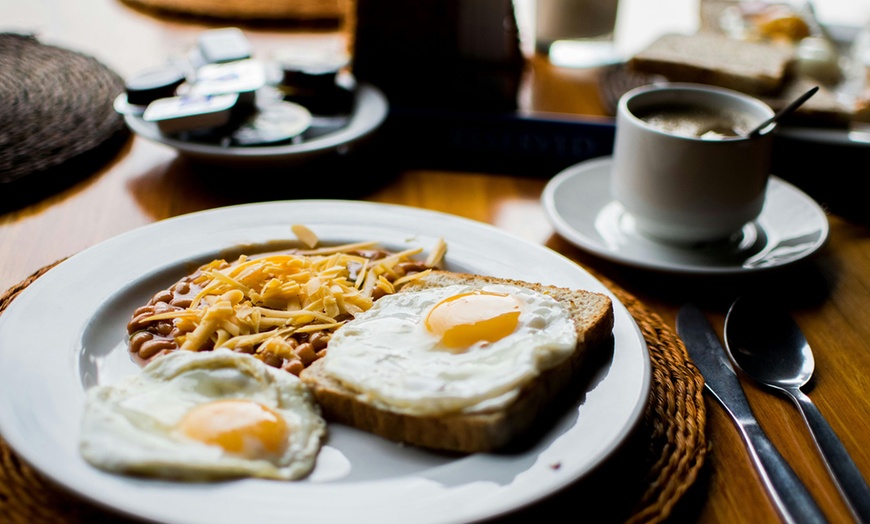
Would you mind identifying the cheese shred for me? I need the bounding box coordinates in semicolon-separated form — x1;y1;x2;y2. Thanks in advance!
139;237;447;361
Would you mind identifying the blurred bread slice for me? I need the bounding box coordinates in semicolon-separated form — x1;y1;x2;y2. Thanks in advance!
626;31;858;126
762;76;853;126
628;32;795;95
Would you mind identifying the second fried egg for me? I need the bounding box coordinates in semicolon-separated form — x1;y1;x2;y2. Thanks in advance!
79;349;326;481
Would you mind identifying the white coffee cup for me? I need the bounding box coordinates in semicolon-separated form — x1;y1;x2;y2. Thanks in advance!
610;83;776;245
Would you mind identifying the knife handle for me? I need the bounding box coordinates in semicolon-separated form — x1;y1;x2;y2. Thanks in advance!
739;420;828;524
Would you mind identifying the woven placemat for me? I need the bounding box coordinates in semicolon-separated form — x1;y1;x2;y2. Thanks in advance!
0;260;707;524
0;33;129;209
119;0;349;22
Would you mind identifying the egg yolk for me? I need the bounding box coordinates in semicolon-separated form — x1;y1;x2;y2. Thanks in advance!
424;291;521;350
178;399;289;459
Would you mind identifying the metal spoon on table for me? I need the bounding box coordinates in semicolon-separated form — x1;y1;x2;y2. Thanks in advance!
724;296;870;523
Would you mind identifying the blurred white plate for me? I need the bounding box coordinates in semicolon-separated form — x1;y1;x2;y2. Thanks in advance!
0;200;650;524
542;157;830;275
123;83;388;167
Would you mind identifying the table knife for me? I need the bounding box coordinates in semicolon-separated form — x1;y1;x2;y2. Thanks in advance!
676;303;827;524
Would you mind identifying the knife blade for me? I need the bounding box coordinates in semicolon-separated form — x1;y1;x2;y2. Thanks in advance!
676;303;827;524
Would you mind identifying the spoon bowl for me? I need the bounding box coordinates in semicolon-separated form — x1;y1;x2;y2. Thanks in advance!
724;296;870;523
725;297;815;390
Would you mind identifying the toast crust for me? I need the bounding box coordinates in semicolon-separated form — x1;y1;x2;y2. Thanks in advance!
299;271;614;453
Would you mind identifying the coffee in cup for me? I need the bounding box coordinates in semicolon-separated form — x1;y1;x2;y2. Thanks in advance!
610;83;776;245
632;102;757;139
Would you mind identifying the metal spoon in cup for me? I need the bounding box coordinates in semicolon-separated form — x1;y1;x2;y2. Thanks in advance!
724;296;870;523
747;86;819;138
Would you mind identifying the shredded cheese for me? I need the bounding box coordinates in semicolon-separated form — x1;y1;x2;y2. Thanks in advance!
139;238;446;364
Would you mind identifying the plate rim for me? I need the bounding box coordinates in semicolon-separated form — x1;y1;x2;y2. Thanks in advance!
0;199;651;524
541;156;830;275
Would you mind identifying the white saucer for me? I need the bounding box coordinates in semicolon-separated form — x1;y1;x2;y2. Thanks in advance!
541;156;830;275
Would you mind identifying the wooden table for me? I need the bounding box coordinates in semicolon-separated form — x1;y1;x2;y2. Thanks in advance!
1;1;868;523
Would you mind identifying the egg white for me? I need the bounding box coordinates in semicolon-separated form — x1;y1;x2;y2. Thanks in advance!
79;348;326;481
319;283;577;416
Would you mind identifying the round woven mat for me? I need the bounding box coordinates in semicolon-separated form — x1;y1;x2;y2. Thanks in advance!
0;260;707;524
119;0;348;22
0;33;129;208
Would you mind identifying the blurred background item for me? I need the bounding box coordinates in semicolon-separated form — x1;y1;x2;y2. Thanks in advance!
535;0;622;68
119;0;350;24
351;0;525;112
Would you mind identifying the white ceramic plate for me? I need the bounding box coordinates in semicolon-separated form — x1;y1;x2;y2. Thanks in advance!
542;157;830;275
123;83;388;168
0;200;650;524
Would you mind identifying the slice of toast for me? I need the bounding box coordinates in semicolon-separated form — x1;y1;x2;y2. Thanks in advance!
299;270;614;453
628;32;795;95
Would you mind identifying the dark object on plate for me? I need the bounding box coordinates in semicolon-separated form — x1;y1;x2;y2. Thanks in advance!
283;83;354;117
124;64;187;106
0;33;129;211
276;49;355;116
275;48;349;91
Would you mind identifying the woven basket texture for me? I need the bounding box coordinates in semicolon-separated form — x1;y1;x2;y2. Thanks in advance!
0;33;129;208
119;0;349;21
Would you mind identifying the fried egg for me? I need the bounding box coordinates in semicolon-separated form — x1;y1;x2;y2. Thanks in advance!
319;283;578;416
79;349;326;481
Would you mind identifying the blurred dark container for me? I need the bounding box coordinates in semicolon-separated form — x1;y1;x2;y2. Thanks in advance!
772;133;870;223
350;0;525;112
